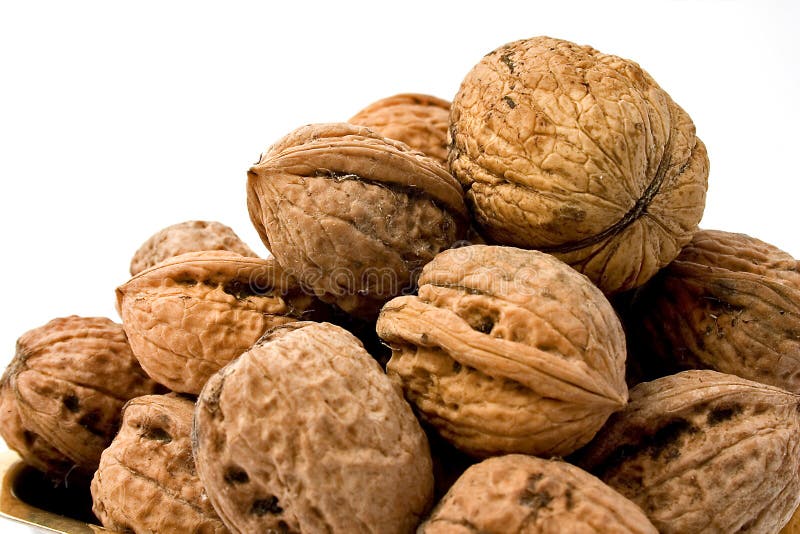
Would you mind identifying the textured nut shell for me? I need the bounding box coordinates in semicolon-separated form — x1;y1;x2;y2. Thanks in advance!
420;454;657;534
91;394;227;534
575;370;800;533
247;122;468;318
5;316;160;471
625;229;800;392
349;93;450;164
377;245;627;457
449;36;708;294
0;381;72;476
130;220;258;276
117;250;314;394
193;321;434;534
782;506;800;534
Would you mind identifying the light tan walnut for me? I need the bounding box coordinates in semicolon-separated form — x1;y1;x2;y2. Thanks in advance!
420;454;657;533
449;36;708;294
377;245;628;458
193;321;434;534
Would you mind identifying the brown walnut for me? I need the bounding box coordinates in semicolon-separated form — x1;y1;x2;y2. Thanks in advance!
193;321;434;534
376;245;628;458
574;370;800;533
0;316;161;473
623;229;800;392
130;220;258;276
449;36;708;294
117;250;318;394
349;93;451;164
247;122;469;319
419;454;657;534
91;394;228;534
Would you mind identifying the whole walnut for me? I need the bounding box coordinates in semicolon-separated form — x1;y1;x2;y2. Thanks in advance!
420;454;657;534
449;36;709;294
623;229;800;392
193;321;434;534
91;394;228;534
117;250;318;394
376;245;628;458
349;93;450;164
130;220;258;276
247;122;469;319
0;316;161;474
574;370;800;533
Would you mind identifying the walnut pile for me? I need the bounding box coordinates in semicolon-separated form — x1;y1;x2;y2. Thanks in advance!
91;394;227;533
377;245;628;458
193;322;434;533
4;34;800;534
129;220;258;276
419;454;657;533
450;36;708;295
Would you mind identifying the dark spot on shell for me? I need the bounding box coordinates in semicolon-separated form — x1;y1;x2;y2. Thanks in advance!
519;473;552;511
141;425;172;443
475;318;494;334
251;496;283;516
707;404;742;426
452;361;462;373
77;410;106;437
503;96;517;109
175;278;197;286
224;466;250;485
500;53;515;72
649;418;697;461
223;279;261;300
276;520;295;533
63;394;80;413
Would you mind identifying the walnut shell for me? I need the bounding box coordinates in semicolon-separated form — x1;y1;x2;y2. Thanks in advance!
574;370;800;533
420;454;657;533
449;36;708;294
117;250;317;394
193;321;434;534
623;229;800;392
130;220;258;276
349;93;450;164
247;122;468;319
0;316;161;472
91;394;227;533
376;245;628;458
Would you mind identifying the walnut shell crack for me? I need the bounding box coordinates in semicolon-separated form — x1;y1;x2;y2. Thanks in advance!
117;250;318;394
91;394;228;533
449;36;708;294
376;245;628;458
420;454;657;534
574;370;800;533
247;122;468;319
349;93;450;164
130;220;258;276
193;321;434;534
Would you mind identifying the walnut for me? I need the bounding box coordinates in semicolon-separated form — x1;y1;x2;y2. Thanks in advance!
247;122;468;319
574;370;800;533
130;220;258;276
419;454;657;533
0;316;161;473
193;321;434;534
91;394;228;534
117;250;318;394
349;93;450;164
376;245;628;458
622;229;800;392
449;36;708;294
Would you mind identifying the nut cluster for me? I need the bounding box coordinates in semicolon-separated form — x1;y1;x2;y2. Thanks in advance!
3;35;800;534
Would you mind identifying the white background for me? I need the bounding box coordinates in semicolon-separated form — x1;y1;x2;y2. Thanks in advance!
0;0;798;531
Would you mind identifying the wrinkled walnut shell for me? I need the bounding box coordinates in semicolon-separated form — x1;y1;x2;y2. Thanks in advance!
117;250;318;394
193;321;434;534
449;36;708;294
376;245;628;458
574;370;800;533
1;316;161;473
91;394;227;533
420;454;657;534
349;93;450;164
130;220;258;276
624;229;800;392
247;122;468;319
